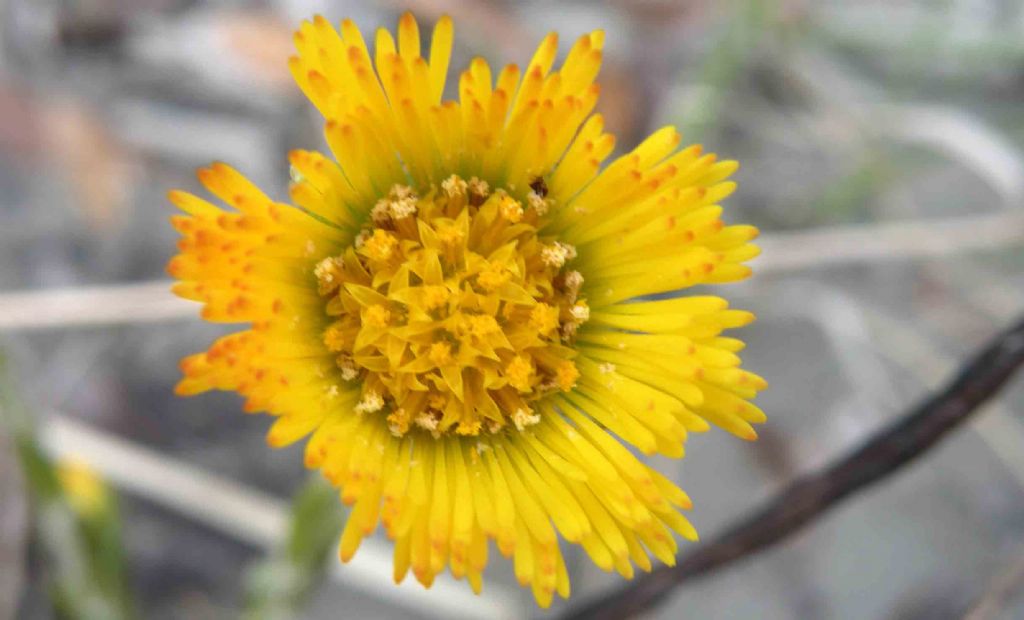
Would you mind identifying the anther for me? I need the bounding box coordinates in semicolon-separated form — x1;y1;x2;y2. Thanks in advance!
355;390;385;414
365;304;391;327
496;192;524;222
512;407;540;431
570;302;590;323
442;174;467;198
527;190;550;215
541;242;577;268
467;177;490;203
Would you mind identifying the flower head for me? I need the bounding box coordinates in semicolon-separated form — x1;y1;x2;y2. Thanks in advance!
56;458;110;519
168;12;765;608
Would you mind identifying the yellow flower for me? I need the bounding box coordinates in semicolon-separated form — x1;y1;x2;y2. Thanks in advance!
56;458;109;518
168;12;766;608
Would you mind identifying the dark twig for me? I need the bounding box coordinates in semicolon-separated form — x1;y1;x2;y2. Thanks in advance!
562;314;1024;620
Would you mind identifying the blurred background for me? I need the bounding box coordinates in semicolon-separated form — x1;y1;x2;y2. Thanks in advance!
2;0;1024;618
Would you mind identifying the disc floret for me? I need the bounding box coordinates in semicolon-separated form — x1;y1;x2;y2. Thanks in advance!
315;175;589;438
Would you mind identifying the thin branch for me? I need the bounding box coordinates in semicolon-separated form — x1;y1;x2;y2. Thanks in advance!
754;211;1024;274
0;213;1021;332
0;282;192;331
42;416;525;620
561;313;1024;620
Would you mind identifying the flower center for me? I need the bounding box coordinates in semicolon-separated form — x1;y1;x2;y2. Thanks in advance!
314;175;588;437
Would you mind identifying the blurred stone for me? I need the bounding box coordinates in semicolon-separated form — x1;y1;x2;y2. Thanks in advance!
108;97;279;186
43;101;138;230
128;8;297;107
